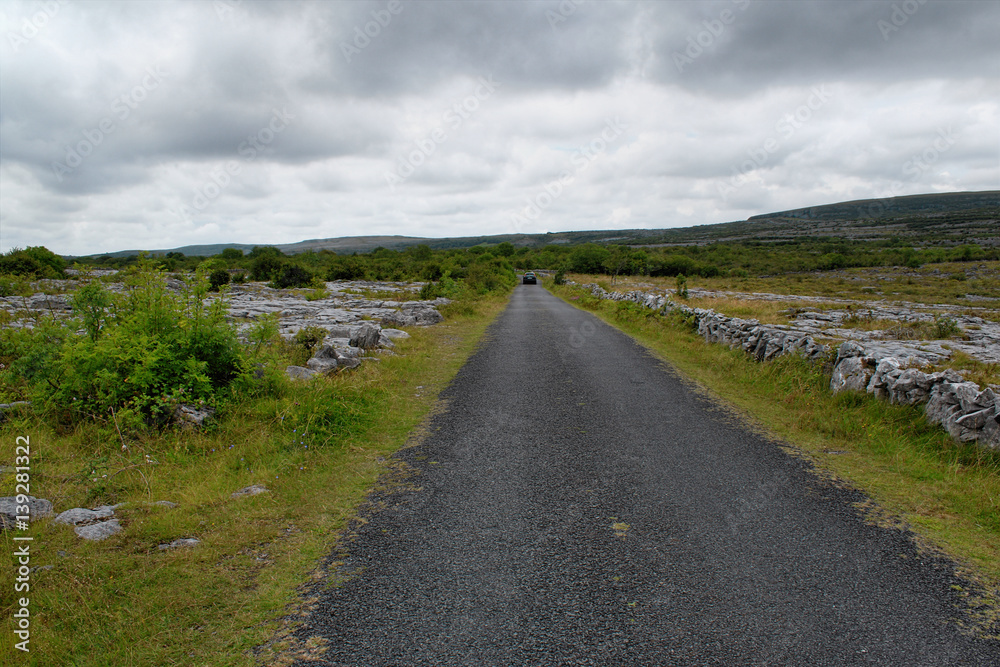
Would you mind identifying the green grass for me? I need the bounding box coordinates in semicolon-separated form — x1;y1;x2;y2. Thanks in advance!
0;293;509;666
550;280;1000;631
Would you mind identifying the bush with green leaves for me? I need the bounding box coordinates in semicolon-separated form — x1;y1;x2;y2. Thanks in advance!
9;263;257;433
0;246;66;279
419;274;465;300
932;316;961;339
464;256;516;295
271;264;314;289
209;268;231;292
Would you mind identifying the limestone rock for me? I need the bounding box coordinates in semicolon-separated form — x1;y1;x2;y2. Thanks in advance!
158;538;200;550
0;496;53;529
350;322;382;349
305;357;338;374
836;341;866;362
285;365;317;380
53;504;122;526
75;519;121;541
173;404;215;429
231;484;269;499
831;356;871;393
380;328;410;340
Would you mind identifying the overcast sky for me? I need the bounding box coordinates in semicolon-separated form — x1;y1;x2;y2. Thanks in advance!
1;0;997;256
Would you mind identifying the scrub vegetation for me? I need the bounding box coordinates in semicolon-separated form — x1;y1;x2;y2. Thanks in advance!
0;252;513;664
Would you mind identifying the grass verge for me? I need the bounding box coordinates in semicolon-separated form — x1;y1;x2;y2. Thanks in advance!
549;281;1000;633
0;293;509;666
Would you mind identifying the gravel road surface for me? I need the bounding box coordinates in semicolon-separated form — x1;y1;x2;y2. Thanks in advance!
291;285;999;665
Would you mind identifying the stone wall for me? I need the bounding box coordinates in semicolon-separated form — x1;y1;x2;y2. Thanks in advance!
577;283;999;450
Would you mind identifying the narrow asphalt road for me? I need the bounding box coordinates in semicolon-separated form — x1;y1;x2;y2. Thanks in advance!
292;285;999;666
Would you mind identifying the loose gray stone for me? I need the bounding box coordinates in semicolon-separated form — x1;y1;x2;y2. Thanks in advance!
158;538;200;550
305;357;338;374
174;404;215;428
53;506;115;525
836;341;867;362
152;500;178;509
0;496;53;525
380;328;410;340
75;519;121;541
231;484;269;498
285;365;317;380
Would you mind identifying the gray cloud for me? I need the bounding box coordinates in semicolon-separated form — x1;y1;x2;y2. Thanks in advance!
0;0;997;255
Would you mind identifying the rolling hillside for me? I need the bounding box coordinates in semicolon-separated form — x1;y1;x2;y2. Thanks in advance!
82;190;999;258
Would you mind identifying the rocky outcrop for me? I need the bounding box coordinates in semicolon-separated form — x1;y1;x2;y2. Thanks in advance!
577;282;999;451
2;278;448;340
381;301;446;328
288;321;399;378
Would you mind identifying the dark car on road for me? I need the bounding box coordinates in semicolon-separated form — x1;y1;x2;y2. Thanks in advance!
522;272;537;285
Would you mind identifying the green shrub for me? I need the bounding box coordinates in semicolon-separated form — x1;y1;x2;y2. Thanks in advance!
326;258;366;281
676;274;689;300
932;316;961;339
553;268;566;285
0;274;31;297
419;275;465;300
209;268;231;292
15;263;249;433
0;246;66;278
250;248;285;281
464;257;516;295
271;265;313;289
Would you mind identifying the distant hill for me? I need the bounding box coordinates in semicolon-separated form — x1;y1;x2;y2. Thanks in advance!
79;190;999;258
747;191;999;223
